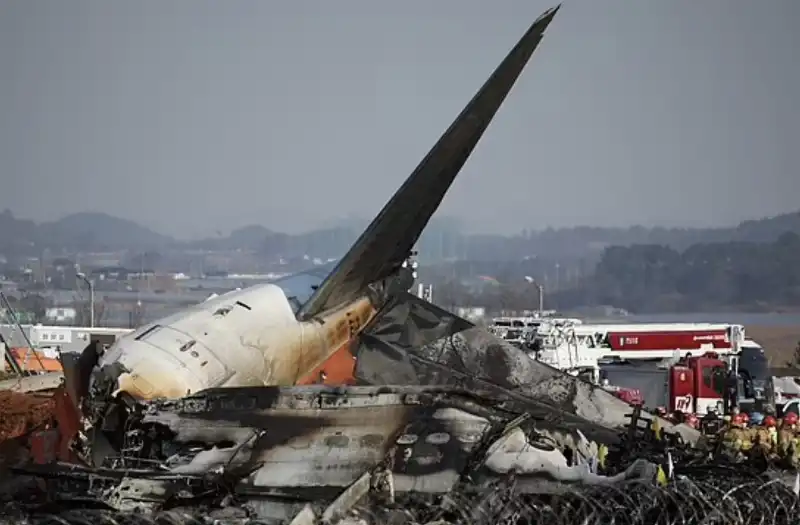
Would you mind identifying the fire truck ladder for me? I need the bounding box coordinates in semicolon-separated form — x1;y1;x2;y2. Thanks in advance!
536;324;594;372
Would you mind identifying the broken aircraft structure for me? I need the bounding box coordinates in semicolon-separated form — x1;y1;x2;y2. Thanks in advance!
78;4;675;455
1;5;748;523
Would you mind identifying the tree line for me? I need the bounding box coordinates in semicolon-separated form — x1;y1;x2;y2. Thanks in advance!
429;232;800;314
579;232;800;313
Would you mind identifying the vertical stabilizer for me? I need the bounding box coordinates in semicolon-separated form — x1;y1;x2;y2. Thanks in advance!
298;6;561;320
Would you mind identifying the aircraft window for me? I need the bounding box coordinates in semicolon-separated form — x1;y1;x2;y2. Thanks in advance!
213;306;232;317
426;433;451;444
235;301;252;311
396;434;418;445
324;434;350;448
494;321;512;327
360;434;384;448
512;321;524;327
135;325;161;341
458;433;481;444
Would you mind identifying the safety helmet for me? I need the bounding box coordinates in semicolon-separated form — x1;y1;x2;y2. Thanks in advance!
784;412;799;426
749;412;764;425
732;413;747;427
740;412;750;425
764;415;777;428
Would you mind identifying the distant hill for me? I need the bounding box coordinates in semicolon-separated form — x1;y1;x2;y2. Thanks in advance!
0;210;172;254
182;210;800;263
188;225;279;251
0;208;799;261
729;211;800;243
38;212;173;250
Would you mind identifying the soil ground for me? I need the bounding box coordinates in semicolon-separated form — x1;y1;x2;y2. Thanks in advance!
0;390;55;442
746;325;800;367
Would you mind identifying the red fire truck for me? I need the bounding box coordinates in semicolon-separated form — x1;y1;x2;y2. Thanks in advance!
602;354;728;415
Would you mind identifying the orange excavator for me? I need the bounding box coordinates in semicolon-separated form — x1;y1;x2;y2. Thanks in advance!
0;342;83;470
3;347;63;374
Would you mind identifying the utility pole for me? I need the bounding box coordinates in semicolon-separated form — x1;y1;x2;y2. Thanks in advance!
76;272;95;327
524;276;544;314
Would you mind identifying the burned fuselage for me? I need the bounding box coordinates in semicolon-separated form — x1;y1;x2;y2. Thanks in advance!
47;385;655;519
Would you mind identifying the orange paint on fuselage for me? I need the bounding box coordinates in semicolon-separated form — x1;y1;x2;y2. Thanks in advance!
295;341;357;386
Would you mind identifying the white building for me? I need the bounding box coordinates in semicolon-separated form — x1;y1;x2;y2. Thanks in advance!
44;306;77;324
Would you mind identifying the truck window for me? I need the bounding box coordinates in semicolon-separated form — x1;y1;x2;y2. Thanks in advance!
784;401;800;419
739;345;769;381
702;365;726;396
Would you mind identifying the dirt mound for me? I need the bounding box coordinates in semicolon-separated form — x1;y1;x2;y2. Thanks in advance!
0;391;56;442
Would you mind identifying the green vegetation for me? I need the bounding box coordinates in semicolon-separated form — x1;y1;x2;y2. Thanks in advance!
567;232;800;313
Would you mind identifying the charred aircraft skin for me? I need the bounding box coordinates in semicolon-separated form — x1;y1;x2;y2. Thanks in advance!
355;292;700;443
48;385;654;519
81;6;562;419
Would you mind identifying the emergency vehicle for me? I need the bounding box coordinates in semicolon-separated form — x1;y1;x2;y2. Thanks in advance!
780;398;800;419
530;321;746;362
526;320;771;414
489;316;580;348
602;355;728;415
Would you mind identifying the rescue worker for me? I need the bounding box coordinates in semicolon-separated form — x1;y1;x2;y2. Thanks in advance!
701;408;724;436
685;413;700;430
721;413;749;460
777;412;800;468
763;415;779;460
752;413;773;458
739;412;754;454
725;368;739;413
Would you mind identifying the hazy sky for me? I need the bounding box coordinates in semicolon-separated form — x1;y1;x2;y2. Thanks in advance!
1;1;798;239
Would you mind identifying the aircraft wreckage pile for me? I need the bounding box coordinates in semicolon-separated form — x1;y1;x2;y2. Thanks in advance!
1;383;799;525
4;330;800;524
3;4;800;524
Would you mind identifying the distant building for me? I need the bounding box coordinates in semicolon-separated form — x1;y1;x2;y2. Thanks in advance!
44;306;77;323
454;306;486;321
0;307;37;324
90;266;130;281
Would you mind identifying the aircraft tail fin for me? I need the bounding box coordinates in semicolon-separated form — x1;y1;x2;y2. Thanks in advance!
298;6;561;320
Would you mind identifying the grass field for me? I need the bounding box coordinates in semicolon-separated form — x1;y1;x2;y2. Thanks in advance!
747;325;800;366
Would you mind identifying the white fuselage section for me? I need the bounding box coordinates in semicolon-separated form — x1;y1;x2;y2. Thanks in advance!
95;276;376;401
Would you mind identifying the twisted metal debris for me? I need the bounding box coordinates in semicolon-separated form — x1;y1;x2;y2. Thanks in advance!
367;475;800;525
5;470;799;525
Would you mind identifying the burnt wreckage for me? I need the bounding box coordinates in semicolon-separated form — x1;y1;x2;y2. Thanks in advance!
2;5;754;524
31;387;655;519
